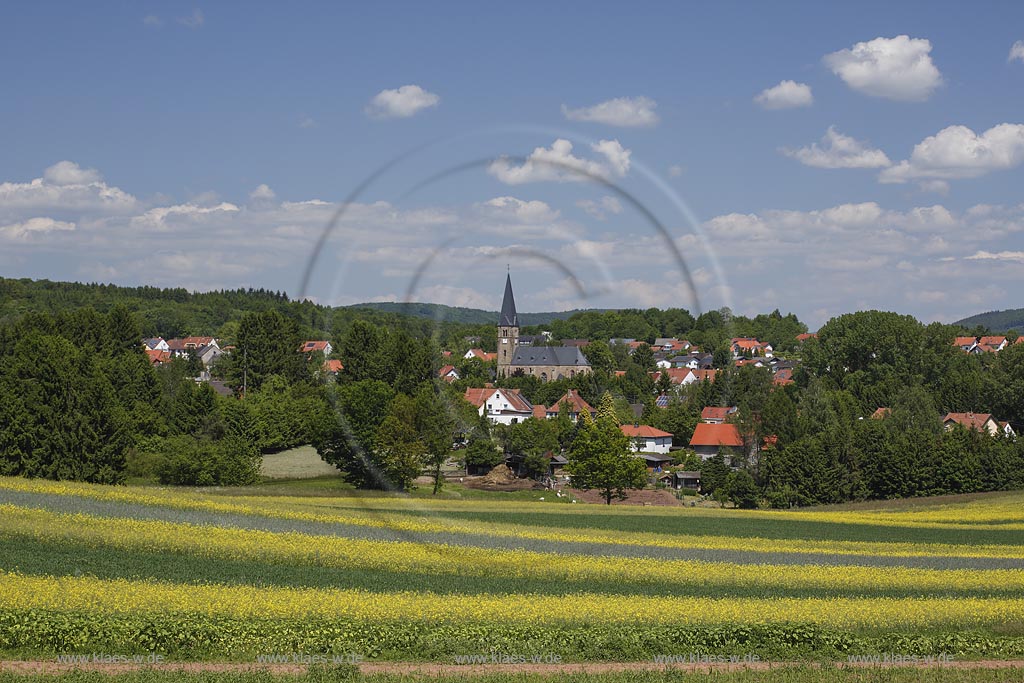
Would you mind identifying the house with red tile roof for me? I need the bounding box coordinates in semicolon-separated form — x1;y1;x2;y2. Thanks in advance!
464;348;497;363
689;423;743;462
650;368;696;386
871;407;891;420
653;338;694;353
621;424;673;454
954;336;1010;353
438;365;460;383
299;340;333;355
323;359;344;375
977;336;1009;353
795;333;817;343
701;406;737;424
954;336;979;352
773;367;795;385
942;412;1002;436
463;387;534;425
166;337;220;359
145;349;171;366
545;389;594;422
691;369;719;383
731;337;773;359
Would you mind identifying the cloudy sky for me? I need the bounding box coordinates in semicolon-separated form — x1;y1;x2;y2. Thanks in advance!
2;2;1024;328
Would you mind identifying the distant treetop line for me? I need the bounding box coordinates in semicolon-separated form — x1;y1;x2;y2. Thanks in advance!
346;301;608;326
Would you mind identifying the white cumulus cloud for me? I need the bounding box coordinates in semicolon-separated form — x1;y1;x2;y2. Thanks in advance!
249;184;276;201
0;217;76;241
482;196;561;223
754;80;814;109
576;196;623;220
488;138;632;185
782;126;891;169
43;161;102;186
1010;41;1024;63
824;35;942;101
879;123;1024;183
0;163;137;214
561;96;660;127
365;85;440;119
966;250;1024;263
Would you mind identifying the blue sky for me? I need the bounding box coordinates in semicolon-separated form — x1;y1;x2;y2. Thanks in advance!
2;2;1023;328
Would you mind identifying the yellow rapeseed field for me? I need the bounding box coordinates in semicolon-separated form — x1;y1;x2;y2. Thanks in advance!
1;570;1022;629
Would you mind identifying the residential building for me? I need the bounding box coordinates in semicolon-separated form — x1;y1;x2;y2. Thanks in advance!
464;348;497;362
731;337;773;358
145;349;171;366
689;423;743;463
143;337;169;352
621;424;673;454
701;406;737;424
438;365;460;382
544;389;594;422
463;387;534;425
942;412;1003;436
299;340;333;356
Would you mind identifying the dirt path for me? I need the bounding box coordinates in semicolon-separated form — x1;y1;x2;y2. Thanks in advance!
2;659;1023;676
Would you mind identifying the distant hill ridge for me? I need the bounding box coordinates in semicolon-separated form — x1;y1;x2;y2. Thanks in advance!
955;308;1024;333
347;301;608;326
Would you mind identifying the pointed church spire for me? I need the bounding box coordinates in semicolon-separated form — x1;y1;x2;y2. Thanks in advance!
499;272;518;327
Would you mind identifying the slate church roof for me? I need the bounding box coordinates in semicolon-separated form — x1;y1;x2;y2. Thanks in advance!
511;345;590;367
499;272;518;327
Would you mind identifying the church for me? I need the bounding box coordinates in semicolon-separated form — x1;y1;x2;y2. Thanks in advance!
497;273;591;381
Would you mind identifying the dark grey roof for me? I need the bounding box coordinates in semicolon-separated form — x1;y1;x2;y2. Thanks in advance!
637;452;674;463
499;273;518;327
510;345;590;367
206;379;234;397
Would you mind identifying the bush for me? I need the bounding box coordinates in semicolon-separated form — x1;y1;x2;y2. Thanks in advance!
124;448;164;481
464;436;504;474
154;435;261;486
725;470;760;509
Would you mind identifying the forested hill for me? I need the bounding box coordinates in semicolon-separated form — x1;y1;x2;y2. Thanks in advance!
347;301;603;326
955;308;1024;333
0;277;426;341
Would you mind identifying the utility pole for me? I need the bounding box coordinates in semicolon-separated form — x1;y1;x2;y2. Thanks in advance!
242;346;247;399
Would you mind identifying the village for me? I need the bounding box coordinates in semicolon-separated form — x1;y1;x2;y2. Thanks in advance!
136;274;1022;500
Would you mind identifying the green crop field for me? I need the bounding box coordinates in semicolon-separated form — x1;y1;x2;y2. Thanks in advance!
1;475;1023;674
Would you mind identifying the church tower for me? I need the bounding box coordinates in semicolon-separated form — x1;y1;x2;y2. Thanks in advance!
497;272;519;378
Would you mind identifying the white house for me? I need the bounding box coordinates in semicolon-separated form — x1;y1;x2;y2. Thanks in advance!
463;387;534;425
143;338;169;352
299;340;333;356
621;424;673;454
